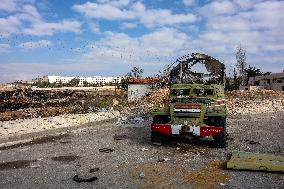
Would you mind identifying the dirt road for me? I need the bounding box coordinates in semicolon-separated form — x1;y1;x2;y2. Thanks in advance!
0;112;283;189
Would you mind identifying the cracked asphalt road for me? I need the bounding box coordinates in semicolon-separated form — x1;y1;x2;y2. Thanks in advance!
0;112;283;189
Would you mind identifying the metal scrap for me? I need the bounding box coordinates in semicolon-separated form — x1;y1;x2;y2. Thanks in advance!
168;53;225;84
227;151;284;172
73;175;98;183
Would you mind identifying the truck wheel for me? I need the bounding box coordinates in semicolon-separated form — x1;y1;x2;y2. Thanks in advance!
214;131;227;148
151;131;160;142
151;131;166;143
213;117;227;148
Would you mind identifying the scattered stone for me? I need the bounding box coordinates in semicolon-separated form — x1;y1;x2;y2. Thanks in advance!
157;158;170;162
114;134;127;140
73;175;98;183
99;148;114;153
139;172;145;178
141;148;148;151
129;116;144;124
89;168;100;173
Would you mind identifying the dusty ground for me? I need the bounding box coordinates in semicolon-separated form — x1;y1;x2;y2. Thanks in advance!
0;111;283;189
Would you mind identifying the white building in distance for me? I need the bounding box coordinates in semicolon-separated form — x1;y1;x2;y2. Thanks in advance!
47;76;123;85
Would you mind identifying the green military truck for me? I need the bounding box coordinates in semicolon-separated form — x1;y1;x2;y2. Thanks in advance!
151;53;227;147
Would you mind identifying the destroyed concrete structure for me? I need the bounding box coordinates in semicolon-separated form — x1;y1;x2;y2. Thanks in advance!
127;78;159;102
246;72;284;91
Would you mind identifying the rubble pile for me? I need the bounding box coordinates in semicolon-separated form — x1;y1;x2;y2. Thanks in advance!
121;88;284;118
226;90;284;115
124;89;169;115
115;88;169;124
0;87;125;121
143;88;170;105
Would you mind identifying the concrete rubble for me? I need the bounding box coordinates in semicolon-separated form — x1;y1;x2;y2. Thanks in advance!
226;89;284;115
0;87;125;121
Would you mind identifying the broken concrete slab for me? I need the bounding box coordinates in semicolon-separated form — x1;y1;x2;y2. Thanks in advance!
227;151;284;172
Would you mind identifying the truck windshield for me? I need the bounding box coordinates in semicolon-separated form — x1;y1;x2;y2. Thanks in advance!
171;89;190;96
192;88;204;96
204;89;214;96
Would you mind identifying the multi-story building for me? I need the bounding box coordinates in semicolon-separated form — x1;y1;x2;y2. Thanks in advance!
47;76;123;86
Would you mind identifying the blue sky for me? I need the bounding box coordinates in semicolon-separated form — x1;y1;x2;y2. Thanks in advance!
0;0;283;83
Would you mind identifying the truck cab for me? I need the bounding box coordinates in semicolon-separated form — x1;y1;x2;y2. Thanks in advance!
151;83;227;147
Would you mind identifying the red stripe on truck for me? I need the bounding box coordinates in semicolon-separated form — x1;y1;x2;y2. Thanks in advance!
151;124;172;135
200;126;224;137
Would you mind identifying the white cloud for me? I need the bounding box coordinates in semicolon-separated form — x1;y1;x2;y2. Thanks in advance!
183;0;195;7
0;44;11;52
73;2;135;20
0;0;17;12
23;20;82;36
17;40;52;49
0;3;82;37
188;0;284;70
98;0;130;7
200;1;237;16
89;23;100;33
120;22;137;29
0;16;21;37
78;27;189;73
73;1;197;27
132;2;197;27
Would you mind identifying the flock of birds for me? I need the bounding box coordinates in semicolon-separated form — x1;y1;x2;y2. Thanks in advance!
0;33;177;64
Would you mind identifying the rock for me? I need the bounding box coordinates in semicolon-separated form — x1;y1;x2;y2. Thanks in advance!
112;99;119;106
139;172;145;178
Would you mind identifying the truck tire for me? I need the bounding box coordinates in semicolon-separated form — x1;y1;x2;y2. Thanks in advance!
151;131;161;142
213;117;227;148
151;131;168;144
214;131;227;148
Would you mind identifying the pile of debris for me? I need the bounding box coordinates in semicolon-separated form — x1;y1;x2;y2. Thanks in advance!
0;87;126;121
120;88;284;118
226;89;284;115
116;88;169;125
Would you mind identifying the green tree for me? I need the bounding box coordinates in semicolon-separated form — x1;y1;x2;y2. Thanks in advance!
69;77;80;87
120;78;129;89
83;80;89;87
34;81;50;88
126;66;143;79
244;65;263;85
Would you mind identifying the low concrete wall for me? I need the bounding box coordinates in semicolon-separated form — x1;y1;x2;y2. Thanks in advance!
128;84;151;101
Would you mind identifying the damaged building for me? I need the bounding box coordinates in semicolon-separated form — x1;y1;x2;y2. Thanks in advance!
246;72;284;91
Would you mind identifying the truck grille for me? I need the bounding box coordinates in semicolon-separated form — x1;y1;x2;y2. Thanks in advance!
174;104;201;117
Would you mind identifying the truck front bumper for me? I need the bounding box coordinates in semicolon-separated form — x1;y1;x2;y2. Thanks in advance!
151;123;224;137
